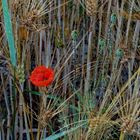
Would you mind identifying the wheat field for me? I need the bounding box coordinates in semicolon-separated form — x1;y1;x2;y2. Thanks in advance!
1;0;140;140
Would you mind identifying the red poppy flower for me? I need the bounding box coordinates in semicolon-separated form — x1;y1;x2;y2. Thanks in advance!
29;66;54;87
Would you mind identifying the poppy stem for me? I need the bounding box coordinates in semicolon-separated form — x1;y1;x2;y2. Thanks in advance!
37;87;47;139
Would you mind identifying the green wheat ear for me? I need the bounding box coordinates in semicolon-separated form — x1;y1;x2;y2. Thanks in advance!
2;0;17;67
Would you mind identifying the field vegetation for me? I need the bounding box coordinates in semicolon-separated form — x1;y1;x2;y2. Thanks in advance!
1;0;140;140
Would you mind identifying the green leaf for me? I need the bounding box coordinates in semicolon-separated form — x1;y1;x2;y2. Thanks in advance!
25;90;41;96
2;0;17;66
44;123;86;140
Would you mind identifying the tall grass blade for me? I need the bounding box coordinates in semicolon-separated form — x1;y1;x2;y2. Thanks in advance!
2;0;16;66
44;123;86;140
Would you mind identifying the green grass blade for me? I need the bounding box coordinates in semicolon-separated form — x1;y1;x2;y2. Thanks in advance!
25;89;41;96
44;123;86;140
2;0;16;66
